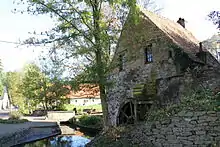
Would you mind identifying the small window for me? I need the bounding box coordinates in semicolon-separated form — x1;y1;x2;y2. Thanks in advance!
75;100;77;103
119;54;125;71
168;50;172;58
145;44;153;63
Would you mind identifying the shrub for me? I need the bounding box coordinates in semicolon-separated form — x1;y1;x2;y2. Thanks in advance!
0;118;28;124
215;91;220;111
146;88;218;121
78;115;102;128
9;111;22;120
77;108;82;115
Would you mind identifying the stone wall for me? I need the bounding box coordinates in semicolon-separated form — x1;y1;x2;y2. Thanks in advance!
47;111;75;122
122;111;220;147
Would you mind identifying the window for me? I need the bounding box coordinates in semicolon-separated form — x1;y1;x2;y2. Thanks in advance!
119;54;125;71
75;100;77;103
168;50;172;58
145;44;153;63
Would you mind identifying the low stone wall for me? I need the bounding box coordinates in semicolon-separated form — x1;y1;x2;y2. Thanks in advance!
0;124;61;147
125;111;220;147
47;111;75;121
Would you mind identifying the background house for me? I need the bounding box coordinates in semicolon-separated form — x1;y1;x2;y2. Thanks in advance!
67;84;101;106
0;87;11;110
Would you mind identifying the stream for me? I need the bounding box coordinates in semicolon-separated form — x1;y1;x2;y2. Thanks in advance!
22;135;91;147
15;124;98;147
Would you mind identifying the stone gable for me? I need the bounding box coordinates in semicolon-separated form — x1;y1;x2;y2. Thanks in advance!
107;8;220;126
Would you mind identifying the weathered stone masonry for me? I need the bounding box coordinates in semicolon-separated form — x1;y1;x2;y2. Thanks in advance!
106;7;220;126
122;111;220;147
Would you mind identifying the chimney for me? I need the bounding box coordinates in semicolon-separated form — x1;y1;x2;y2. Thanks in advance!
199;42;203;52
177;18;185;28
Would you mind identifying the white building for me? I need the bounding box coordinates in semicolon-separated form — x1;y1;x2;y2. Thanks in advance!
67;84;101;106
0;87;11;110
69;97;101;106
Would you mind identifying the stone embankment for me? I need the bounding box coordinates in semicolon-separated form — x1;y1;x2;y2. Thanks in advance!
88;111;220;147
128;111;220;147
0;122;61;147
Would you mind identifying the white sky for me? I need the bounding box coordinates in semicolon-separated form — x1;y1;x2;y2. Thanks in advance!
0;0;219;71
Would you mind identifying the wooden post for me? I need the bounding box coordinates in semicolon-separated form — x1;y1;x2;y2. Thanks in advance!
134;100;137;123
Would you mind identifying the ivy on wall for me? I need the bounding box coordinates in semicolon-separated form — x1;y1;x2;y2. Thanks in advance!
171;45;194;73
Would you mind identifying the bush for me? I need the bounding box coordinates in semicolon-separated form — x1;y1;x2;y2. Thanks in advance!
0;118;28;124
78;115;102;128
146;88;218;121
9;111;22;120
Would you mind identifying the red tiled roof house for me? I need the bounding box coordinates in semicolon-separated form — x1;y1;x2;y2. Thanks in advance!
67;84;101;106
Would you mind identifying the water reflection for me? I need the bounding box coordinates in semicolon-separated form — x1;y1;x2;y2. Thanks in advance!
24;136;91;147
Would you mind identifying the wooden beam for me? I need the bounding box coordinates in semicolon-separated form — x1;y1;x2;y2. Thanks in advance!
134;100;137;123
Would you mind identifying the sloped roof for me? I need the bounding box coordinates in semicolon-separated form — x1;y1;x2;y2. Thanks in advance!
67;84;100;99
139;7;205;62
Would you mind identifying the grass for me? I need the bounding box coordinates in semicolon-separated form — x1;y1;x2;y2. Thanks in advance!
78;115;103;129
0;118;28;124
62;104;102;112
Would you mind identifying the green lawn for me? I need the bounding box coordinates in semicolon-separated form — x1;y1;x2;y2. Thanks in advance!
63;104;102;112
0;118;28;124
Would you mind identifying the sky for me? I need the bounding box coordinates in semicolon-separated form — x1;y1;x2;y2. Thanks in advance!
0;0;219;72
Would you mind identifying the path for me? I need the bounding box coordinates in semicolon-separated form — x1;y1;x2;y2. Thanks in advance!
0;110;9;119
0;121;57;137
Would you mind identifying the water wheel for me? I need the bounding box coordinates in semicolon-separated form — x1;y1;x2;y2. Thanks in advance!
118;101;135;124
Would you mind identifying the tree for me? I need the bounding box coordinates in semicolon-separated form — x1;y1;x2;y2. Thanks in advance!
21;63;44;113
208;11;220;29
5;72;25;111
38;50;70;110
15;0;159;128
0;59;4;95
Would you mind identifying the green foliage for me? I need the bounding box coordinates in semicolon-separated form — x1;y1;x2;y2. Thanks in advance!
146;89;218;121
21;63;44;110
0;118;28;124
215;91;220;111
19;62;70;112
78;115;102;128
16;0;158;127
9;111;22;120
60;104;102;112
5;72;25;109
172;45;193;72
208;11;220;29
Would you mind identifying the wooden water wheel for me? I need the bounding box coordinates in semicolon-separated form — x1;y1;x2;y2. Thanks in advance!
118;101;135;124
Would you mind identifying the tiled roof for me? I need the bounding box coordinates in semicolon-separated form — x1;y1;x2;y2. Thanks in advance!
67;84;100;99
140;7;205;62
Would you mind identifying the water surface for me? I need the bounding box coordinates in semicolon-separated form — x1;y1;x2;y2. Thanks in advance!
23;135;91;147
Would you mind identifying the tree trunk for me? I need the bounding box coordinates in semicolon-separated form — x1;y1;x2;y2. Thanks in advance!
93;1;109;129
96;50;109;129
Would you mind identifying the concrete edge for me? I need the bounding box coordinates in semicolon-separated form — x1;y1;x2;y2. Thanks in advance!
0;124;61;147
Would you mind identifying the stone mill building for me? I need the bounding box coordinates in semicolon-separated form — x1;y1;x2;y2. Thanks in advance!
106;7;220;126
